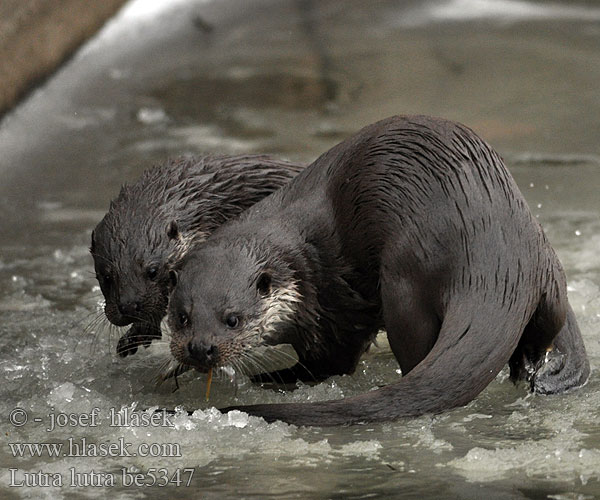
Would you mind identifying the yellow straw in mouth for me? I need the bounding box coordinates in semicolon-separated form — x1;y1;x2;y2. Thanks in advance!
205;368;213;401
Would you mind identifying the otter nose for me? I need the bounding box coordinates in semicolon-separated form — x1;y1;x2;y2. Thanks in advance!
118;300;141;318
186;339;218;368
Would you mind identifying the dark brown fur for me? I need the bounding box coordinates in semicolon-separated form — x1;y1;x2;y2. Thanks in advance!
168;116;589;426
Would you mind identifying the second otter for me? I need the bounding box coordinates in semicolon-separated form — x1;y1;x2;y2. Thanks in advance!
167;115;589;426
91;155;302;357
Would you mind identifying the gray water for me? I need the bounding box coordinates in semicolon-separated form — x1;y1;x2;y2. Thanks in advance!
1;0;599;498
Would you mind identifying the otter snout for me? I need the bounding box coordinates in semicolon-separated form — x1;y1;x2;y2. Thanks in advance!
181;338;219;372
117;300;141;318
104;299;141;326
104;302;134;327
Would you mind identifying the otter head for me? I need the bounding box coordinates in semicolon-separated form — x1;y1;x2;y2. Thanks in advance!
90;207;197;328
167;241;301;373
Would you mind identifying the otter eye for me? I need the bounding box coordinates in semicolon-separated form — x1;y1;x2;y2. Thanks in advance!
146;266;159;280
100;274;112;286
225;314;239;329
179;312;189;327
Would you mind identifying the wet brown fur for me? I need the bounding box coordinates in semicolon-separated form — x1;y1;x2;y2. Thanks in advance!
90;155;303;357
168;116;590;426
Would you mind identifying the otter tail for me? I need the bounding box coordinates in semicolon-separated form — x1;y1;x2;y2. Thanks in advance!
221;300;526;426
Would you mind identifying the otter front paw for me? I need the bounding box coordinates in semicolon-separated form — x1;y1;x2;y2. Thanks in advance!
117;323;161;357
250;363;325;386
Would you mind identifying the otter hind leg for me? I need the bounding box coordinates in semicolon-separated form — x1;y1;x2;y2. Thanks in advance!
508;296;558;385
532;302;590;394
380;275;441;375
509;289;589;394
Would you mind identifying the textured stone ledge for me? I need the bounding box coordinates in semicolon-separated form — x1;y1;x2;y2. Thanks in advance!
0;0;128;115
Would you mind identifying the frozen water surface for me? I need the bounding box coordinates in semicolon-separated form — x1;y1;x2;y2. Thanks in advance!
1;0;599;498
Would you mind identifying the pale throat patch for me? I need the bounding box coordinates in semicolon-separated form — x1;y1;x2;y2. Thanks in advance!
257;280;303;338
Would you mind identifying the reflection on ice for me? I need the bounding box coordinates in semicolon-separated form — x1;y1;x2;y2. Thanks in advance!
397;0;600;26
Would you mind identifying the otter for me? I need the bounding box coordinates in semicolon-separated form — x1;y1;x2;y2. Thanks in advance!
90;155;303;357
167;116;590;426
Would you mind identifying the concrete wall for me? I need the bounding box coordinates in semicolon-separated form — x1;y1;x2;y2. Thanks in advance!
0;0;129;116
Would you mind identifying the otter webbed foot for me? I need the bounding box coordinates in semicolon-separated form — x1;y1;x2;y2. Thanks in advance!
531;347;568;394
531;304;590;395
510;346;568;394
117;322;162;357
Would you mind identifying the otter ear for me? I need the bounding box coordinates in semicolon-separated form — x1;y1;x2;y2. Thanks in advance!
169;270;178;288
167;220;179;240
256;271;272;297
90;230;96;253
